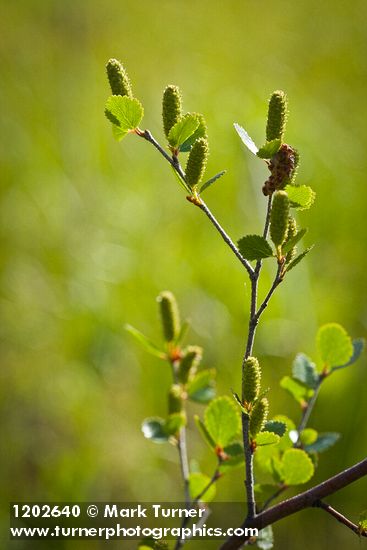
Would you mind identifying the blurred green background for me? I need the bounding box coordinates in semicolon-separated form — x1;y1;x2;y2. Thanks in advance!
1;0;367;548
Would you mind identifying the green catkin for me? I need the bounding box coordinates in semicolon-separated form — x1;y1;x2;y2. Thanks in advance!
266;90;288;142
250;397;269;437
162;85;183;138
168;385;184;414
242;357;261;404
285;217;297;263
185;137;209;189
106;58;133;97
270;191;290;247
177;346;203;384
157;291;181;343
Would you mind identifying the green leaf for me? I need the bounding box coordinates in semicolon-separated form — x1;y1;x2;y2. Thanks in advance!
256;525;274;550
255;431;280;446
292;353;319;389
187;369;216;403
189;472;216;502
300;428;318;446
270;455;285;483
194;415;216;449
273;415;296;451
238;235;274;261
285;184;316;210
332;338;365;371
164;413;186;436
280;376;314;405
304;432;340;453
111;123;128;142
282;449;314;485
141;418;169;444
282;228;308;254
204;396;241;448
317;323;353;367
257;139;281;159
105;96;144;134
219;442;245;472
231;390;248;415
286;245;314;272
233;123;259;155
264;420;287;437
125;324;166;359
200;170;226;193
168;114;200;148
180;115;207;152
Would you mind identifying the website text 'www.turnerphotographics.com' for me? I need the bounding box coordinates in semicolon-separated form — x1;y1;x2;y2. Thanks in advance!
9;502;258;541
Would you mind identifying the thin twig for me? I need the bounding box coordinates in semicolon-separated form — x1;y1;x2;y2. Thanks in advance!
255;263;283;321
242;414;256;519
313;500;367;537
295;379;322;443
138;129;254;277
177;426;191;506
198;201;254;277
254;195;273;277
139;129;186;180
260;484;288;512
192;468;221;505
174;467;221;550
219;457;367;549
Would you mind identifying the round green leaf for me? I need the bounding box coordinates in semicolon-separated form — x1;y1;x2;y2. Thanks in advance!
255;431;280;446
285;184;316;210
304;432;340;453
317;323;353;367
141;417;168;443
105;95;144;132
282;449;314;485
204;396;241;447
237;234;274;261
189;472;216;502
300;428;318;445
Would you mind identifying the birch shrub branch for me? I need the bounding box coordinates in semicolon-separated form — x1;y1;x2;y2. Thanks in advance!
104;58;366;550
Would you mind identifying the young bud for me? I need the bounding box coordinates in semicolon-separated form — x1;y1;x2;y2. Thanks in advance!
270;191;290;248
242;357;261;404
162;85;183;138
168;384;184;414
106;58;133;97
266;90;288;142
285;217;297;263
157;291;181;343
185;138;209;190
177;346;203;384
250;397;269;437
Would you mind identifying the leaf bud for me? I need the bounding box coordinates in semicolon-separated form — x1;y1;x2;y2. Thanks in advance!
285;217;297;263
162;85;183;138
270;191;290;248
168;384;184;414
250;397;269;437
185;137;209;190
242;356;261;404
266;90;288;142
157;291;181;343
177;346;203;384
106;58;133;97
